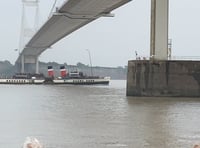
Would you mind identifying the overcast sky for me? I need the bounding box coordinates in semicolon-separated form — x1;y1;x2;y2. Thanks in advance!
0;0;200;67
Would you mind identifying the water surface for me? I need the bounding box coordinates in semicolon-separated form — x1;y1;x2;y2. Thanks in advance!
1;80;200;148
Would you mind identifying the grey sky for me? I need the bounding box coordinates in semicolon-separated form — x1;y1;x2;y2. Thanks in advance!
0;0;200;67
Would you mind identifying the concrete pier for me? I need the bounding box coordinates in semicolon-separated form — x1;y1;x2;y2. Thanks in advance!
127;60;200;97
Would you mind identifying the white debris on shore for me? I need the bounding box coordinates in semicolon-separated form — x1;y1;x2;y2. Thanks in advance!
23;137;43;148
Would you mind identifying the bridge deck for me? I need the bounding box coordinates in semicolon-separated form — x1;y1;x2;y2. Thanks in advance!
17;0;131;62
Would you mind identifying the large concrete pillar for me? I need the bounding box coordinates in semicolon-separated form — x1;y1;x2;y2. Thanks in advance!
127;60;200;97
20;55;39;73
150;0;169;60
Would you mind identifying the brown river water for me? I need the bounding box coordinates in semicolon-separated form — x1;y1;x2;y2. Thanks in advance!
1;80;200;148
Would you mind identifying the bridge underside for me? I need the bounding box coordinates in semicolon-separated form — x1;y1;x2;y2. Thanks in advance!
16;0;132;73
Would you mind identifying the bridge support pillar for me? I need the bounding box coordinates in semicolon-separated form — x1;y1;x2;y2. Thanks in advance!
150;0;169;60
127;60;200;97
127;0;171;96
21;54;25;73
36;57;39;74
19;54;40;74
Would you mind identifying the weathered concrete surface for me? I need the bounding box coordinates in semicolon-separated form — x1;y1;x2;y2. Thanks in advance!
127;60;200;97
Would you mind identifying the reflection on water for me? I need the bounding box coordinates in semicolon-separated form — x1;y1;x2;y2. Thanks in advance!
1;80;200;148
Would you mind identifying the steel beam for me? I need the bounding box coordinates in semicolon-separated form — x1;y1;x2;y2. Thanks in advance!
150;0;169;60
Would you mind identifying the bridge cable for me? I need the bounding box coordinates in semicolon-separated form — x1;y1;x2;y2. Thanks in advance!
49;0;58;18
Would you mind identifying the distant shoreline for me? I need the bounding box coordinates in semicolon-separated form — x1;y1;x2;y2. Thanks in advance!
0;60;127;80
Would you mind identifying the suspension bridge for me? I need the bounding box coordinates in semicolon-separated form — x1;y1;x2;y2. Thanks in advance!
16;0;132;73
16;0;199;97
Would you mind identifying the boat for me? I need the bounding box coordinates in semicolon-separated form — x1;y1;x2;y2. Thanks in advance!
53;71;110;85
45;66;110;85
0;73;45;84
0;66;110;85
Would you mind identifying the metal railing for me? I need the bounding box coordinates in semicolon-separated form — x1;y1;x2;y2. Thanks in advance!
169;56;200;61
134;56;200;61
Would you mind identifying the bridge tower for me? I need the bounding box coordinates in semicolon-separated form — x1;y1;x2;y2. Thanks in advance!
19;0;39;73
150;0;169;60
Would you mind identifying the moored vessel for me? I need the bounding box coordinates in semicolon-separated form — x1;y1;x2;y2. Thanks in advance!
0;66;110;85
46;66;110;85
0;73;45;84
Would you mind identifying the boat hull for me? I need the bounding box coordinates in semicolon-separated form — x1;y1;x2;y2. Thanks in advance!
0;78;110;85
0;79;44;84
53;78;110;85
